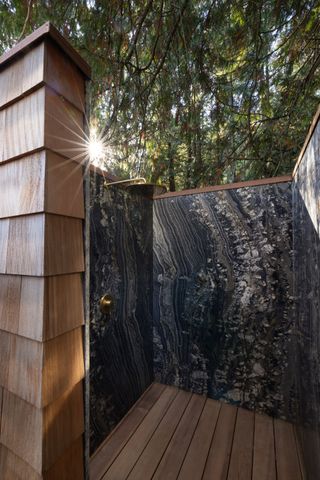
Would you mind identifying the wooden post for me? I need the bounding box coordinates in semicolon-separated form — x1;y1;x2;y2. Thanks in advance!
0;23;90;478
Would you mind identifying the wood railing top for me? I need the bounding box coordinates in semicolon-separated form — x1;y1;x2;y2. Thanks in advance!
0;22;91;78
153;175;292;200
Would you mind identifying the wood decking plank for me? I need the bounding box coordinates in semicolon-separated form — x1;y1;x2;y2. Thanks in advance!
102;385;178;480
274;418;302;480
293;426;307;480
227;407;254;480
89;383;165;480
177;397;221;480
127;389;191;479
90;384;304;480
252;413;276;480
153;393;206;480
202;403;237;480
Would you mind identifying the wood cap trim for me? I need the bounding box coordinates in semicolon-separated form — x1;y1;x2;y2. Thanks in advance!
153;175;292;200
0;22;91;78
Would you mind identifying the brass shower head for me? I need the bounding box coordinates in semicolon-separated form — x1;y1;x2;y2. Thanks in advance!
104;177;147;188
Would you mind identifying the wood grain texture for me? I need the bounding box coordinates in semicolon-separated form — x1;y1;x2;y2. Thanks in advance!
177;398;221;480
0;43;44;109
45;150;84;219
0;214;84;276
294;427;307;480
0;152;45;218
0;440;84;480
0;328;84;407
202;403;238;480
0;330;10;386
43;381;84;469
1;87;45;163
0;385;3;433
42;327;84;406
103;386;178;480
0;151;84;219
0;109;4;160
44;436;84;480
227;408;254;480
127;389;191;480
0;274;83;341
253;413;276;480
0;22;91;78
0;218;9;272
90;383;165;480
44;87;85;162
8;332;43;405
0;387;43;471
0;275;22;335
153;175;292;199
91;384;304;480
45;40;85;112
153;393;205;480
274;418;302;480
19;276;45;340
44;214;84;275
0;21;86;480
0;86;84;166
0;382;84;473
19;274;84;340
44;273;84;339
3;214;45;276
0;444;41;480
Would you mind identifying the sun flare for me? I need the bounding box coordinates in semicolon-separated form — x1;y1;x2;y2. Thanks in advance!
87;127;106;167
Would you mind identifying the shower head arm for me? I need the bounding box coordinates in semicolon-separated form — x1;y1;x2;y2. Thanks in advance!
104;177;146;187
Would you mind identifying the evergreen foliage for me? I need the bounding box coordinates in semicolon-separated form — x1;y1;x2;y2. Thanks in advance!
1;0;319;189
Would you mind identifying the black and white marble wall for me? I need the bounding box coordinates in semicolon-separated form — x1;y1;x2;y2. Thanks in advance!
153;183;294;419
89;172;153;454
89;171;301;454
292;118;320;479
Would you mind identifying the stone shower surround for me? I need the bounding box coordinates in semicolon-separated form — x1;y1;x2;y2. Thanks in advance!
90;108;319;479
153;182;294;419
292;109;320;480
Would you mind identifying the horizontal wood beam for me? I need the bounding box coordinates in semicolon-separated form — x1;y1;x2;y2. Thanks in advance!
153;175;292;200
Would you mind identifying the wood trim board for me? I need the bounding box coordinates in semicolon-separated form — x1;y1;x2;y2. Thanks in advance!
153;175;292;200
0;22;91;78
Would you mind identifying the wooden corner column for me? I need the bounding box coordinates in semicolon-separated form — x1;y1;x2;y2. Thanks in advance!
0;23;90;479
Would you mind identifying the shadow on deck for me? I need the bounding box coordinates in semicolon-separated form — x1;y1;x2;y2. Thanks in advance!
90;382;305;480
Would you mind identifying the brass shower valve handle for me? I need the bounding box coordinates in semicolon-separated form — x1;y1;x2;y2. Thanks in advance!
99;294;114;314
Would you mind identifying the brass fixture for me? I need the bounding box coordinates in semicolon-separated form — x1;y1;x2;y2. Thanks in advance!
103;176;167;197
104;177;147;187
99;294;114;314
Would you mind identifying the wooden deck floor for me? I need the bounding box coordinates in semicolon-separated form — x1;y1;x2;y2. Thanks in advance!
90;383;304;480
